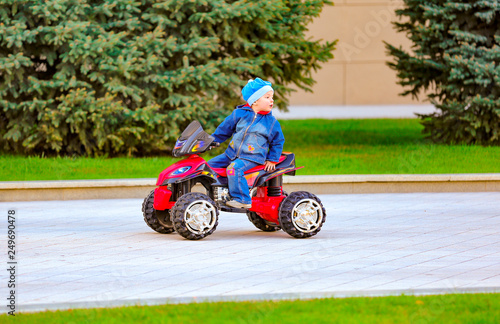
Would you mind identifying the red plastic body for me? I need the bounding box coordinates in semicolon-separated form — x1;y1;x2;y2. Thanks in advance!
249;187;286;225
156;154;206;186
153;186;175;210
153;154;294;218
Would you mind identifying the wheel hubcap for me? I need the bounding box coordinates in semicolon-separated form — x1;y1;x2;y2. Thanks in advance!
184;200;217;234
291;199;323;233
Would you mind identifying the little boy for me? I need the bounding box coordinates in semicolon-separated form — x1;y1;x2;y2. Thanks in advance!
208;78;285;208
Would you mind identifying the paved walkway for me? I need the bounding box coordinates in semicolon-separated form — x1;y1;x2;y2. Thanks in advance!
273;105;437;119
1;192;499;313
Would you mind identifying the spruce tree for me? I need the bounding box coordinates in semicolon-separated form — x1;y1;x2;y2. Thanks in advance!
0;0;335;156
386;0;500;145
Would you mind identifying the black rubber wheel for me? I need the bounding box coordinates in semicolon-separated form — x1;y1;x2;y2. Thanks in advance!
171;192;219;240
278;191;326;238
246;211;281;232
142;190;175;234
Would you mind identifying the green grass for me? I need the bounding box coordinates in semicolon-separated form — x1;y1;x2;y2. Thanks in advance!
1;155;181;181
280;119;500;175
4;293;499;323
1;119;499;181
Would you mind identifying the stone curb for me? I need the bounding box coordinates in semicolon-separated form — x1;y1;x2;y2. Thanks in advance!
1;174;499;202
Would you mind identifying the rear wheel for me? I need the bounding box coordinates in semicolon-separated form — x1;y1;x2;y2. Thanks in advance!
142;190;174;234
247;188;282;232
246;211;281;232
279;191;326;238
171;192;219;240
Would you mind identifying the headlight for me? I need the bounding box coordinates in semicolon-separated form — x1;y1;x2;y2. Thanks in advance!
171;166;191;176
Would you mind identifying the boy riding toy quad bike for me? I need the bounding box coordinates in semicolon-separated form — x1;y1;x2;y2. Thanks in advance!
142;120;326;240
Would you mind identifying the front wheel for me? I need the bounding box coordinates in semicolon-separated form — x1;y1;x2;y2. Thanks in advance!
171;192;219;240
142;190;174;234
279;191;326;238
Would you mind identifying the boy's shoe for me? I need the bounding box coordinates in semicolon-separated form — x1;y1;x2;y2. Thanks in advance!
226;200;252;209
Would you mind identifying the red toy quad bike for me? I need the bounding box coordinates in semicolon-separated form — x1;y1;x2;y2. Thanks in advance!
142;120;326;240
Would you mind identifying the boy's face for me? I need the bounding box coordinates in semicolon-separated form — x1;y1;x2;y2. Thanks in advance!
251;91;274;113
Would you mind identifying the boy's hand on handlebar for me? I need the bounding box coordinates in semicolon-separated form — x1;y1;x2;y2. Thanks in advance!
264;161;277;172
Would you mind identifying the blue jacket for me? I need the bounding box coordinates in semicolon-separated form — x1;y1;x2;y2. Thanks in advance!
212;104;285;164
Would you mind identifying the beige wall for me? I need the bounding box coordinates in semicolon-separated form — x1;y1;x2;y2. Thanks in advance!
289;0;423;106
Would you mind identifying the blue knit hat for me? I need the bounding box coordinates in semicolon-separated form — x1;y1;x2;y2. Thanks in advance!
241;78;274;106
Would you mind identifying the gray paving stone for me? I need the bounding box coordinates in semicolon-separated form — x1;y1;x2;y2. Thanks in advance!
0;192;499;313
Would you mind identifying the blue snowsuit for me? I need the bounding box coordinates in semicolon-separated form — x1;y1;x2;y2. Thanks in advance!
208;104;285;204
